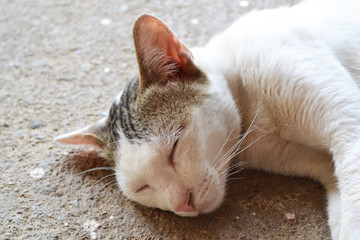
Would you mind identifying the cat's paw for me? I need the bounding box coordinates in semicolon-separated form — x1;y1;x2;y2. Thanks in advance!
327;190;341;240
339;219;360;240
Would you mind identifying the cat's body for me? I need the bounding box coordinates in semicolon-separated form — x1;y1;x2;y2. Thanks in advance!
56;0;360;239
194;0;360;181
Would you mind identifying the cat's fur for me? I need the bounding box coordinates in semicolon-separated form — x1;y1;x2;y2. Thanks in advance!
56;0;360;239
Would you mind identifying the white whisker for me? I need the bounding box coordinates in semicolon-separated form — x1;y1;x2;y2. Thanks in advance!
227;177;246;181
216;135;243;167
95;179;117;195
228;161;247;172
221;130;272;177
214;129;234;163
216;107;273;183
91;173;117;187
227;167;245;177
235;130;273;156
76;167;114;176
224;109;260;160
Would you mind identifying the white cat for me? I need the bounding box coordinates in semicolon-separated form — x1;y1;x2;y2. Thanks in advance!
56;0;360;239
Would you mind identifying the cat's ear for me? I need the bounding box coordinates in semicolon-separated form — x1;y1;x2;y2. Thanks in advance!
54;118;108;149
133;14;201;91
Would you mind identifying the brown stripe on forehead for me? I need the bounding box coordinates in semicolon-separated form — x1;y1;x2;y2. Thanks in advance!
116;74;208;143
108;101;120;144
118;76;145;141
135;76;209;136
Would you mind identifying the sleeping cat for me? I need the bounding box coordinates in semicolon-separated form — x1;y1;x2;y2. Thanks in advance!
55;0;360;239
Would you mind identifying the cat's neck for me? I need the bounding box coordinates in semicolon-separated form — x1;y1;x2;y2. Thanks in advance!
192;38;259;134
192;44;250;116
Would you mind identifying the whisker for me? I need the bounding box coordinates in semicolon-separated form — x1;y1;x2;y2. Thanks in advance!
227;177;246;181
216;136;242;167
235;130;273;156
227;167;245;177
217;109;260;167
218;129;271;182
107;182;119;190
217;130;252;170
76;167;114;176
223;136;249;162
95;179;117;196
228;161;247;172
214;129;234;163
216;107;272;184
216;129;252;166
225;130;272;170
220;165;245;181
91;173;117;187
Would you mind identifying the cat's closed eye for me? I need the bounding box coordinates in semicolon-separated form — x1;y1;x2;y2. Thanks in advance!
135;184;150;193
169;139;179;167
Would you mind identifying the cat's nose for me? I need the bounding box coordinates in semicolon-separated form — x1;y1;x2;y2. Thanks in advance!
175;193;196;213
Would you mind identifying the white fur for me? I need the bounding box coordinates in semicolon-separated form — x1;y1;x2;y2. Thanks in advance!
114;90;123;105
190;0;360;239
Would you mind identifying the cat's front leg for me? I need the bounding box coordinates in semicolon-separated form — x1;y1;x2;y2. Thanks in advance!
327;187;341;240
332;140;360;240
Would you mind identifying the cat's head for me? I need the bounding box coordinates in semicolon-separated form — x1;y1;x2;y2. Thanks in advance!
56;14;240;216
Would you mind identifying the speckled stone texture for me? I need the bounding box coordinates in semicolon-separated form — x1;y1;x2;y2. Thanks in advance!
1;0;331;239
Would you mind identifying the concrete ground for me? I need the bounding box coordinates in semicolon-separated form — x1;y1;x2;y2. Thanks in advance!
1;0;331;239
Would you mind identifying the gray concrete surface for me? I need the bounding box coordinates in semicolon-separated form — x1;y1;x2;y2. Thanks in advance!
1;0;331;239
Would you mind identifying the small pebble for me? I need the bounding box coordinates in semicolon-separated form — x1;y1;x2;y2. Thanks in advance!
83;219;100;239
104;67;111;73
0;123;9;128
16;130;25;136
190;18;199;25
239;0;250;8
83;219;100;232
5;140;17;147
90;232;97;239
101;18;112;25
120;5;128;12
29;168;45;179
29;119;44;129
75;49;83;55
35;134;44;140
285;212;296;220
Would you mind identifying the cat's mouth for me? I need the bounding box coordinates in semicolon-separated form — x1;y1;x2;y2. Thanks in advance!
173;192;199;217
173;188;224;217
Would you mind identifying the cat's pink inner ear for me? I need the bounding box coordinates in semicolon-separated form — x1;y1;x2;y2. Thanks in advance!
134;14;193;75
167;34;193;70
55;133;104;149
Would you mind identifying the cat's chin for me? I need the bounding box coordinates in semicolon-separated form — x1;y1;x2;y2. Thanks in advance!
174;211;199;217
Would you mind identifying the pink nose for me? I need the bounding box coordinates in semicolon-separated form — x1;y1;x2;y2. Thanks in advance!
175;193;196;213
